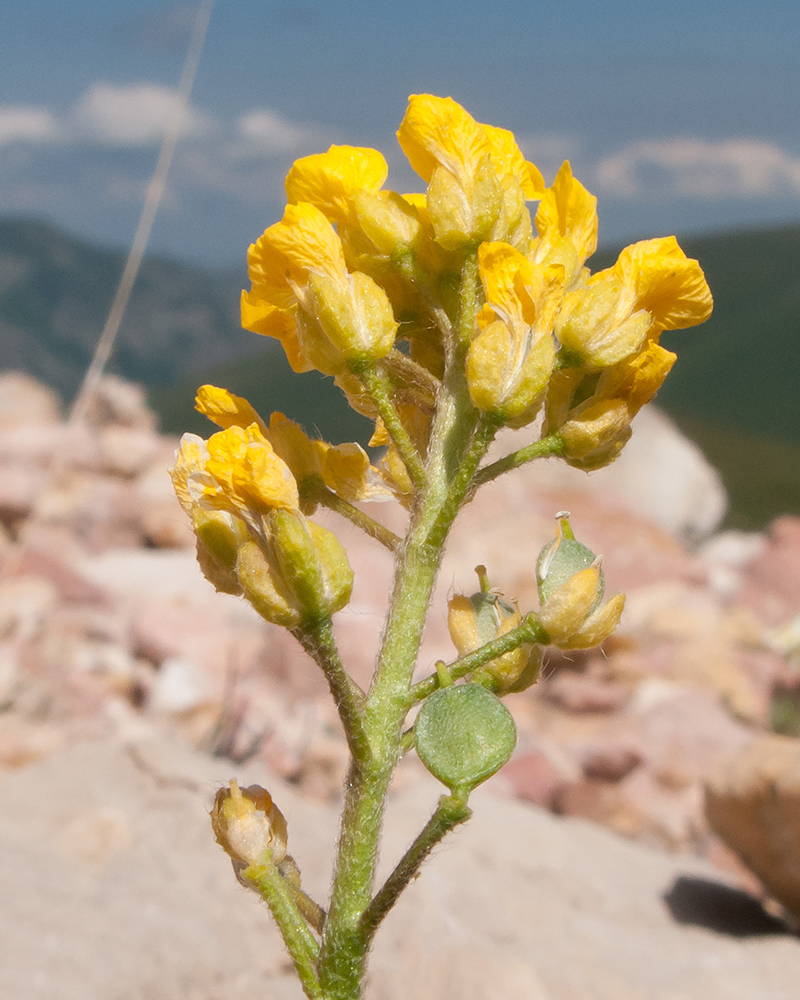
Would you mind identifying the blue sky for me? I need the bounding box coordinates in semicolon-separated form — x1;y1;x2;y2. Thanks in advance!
2;0;799;266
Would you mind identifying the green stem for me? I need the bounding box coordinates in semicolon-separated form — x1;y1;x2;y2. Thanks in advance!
360;795;472;944
351;359;428;493
302;478;400;552
409;614;549;703
316;250;487;1000
473;433;565;489
244;861;323;1000
293;619;372;764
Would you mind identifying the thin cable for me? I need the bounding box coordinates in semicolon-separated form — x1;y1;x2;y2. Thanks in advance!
68;0;215;426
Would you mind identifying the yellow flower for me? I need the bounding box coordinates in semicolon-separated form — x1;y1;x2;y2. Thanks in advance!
545;342;677;469
396;94;542;250
447;570;540;693
612;236;713;332
244;202;398;375
236;511;353;627
530;160;598;286
555;233;712;370
285;144;388;226
466;241;560;426
198;423;300;519
536;516;625;648
194;384;268;434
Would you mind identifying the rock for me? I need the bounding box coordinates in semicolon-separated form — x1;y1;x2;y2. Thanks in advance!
0;371;61;428
79;375;157;431
579;737;643;781
136;444;196;549
502;750;568;808
736;517;800;625
700;531;766;600
705;733;800;919
540;671;631;713
1;736;798;1000
148;656;211;714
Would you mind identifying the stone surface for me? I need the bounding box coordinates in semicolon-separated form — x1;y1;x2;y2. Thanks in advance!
0;736;798;1000
706;733;800;919
0;371;61;428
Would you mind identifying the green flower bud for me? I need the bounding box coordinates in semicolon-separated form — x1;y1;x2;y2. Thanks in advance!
415;683;517;797
448;567;540;694
535;513;625;649
536;512;604;607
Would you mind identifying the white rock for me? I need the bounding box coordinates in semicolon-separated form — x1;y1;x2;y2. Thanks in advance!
0;371;61;428
148;656;209;714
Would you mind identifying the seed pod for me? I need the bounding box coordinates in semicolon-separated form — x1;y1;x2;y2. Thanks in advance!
415;683;517;797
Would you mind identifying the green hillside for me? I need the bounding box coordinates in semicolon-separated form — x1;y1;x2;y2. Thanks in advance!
0;217;252;401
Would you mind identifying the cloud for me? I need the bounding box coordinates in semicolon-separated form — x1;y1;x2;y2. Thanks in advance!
71;82;214;146
0;107;60;146
597;138;800;200
236;109;319;153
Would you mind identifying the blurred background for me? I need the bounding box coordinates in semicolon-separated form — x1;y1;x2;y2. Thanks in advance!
1;0;799;527
3;5;800;996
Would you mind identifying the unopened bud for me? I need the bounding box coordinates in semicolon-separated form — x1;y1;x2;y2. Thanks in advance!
536;514;625;648
448;567;540;694
211;780;288;871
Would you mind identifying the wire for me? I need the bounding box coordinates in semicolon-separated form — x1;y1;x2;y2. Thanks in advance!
68;0;215;426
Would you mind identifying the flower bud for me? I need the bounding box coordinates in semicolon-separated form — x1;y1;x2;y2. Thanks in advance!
536;514;625;648
236;511;353;628
211;780;288;872
448;567;540;694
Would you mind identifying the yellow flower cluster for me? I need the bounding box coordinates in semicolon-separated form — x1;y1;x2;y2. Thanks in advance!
171;92;712;635
240;93;711;459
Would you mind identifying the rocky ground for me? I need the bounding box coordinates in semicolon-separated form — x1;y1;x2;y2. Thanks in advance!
2;370;800;997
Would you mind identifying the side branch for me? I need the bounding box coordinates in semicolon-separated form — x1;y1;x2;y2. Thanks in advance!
293;619;372;763
244;861;323;1000
352;360;428;493
360;794;472;944
409;613;549;704
472;433;565;489
301;478;400;552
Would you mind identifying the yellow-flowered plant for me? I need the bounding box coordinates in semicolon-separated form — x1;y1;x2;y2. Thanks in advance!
171;94;712;1000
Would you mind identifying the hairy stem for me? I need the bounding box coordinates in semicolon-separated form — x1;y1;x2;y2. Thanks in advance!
293;619;372;763
472;433;565;488
409;614;549;703
244;861;323;1000
360;794;472;944
302;478;400;552
352;360;428;493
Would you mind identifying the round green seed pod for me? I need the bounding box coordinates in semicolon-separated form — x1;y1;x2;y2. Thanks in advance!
415;683;517;796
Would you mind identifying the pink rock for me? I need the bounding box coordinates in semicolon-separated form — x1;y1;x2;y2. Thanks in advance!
736;516;800;625
503;751;566;809
0;372;61;428
539;671;631;713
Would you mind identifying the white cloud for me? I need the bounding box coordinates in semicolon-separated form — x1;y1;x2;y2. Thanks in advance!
71;82;213;146
0;107;59;145
236;109;318;153
597;138;800;200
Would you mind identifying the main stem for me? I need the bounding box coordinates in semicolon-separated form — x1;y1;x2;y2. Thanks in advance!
317;255;486;1000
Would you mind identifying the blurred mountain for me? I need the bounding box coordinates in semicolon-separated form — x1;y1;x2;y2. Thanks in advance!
0;216;253;401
